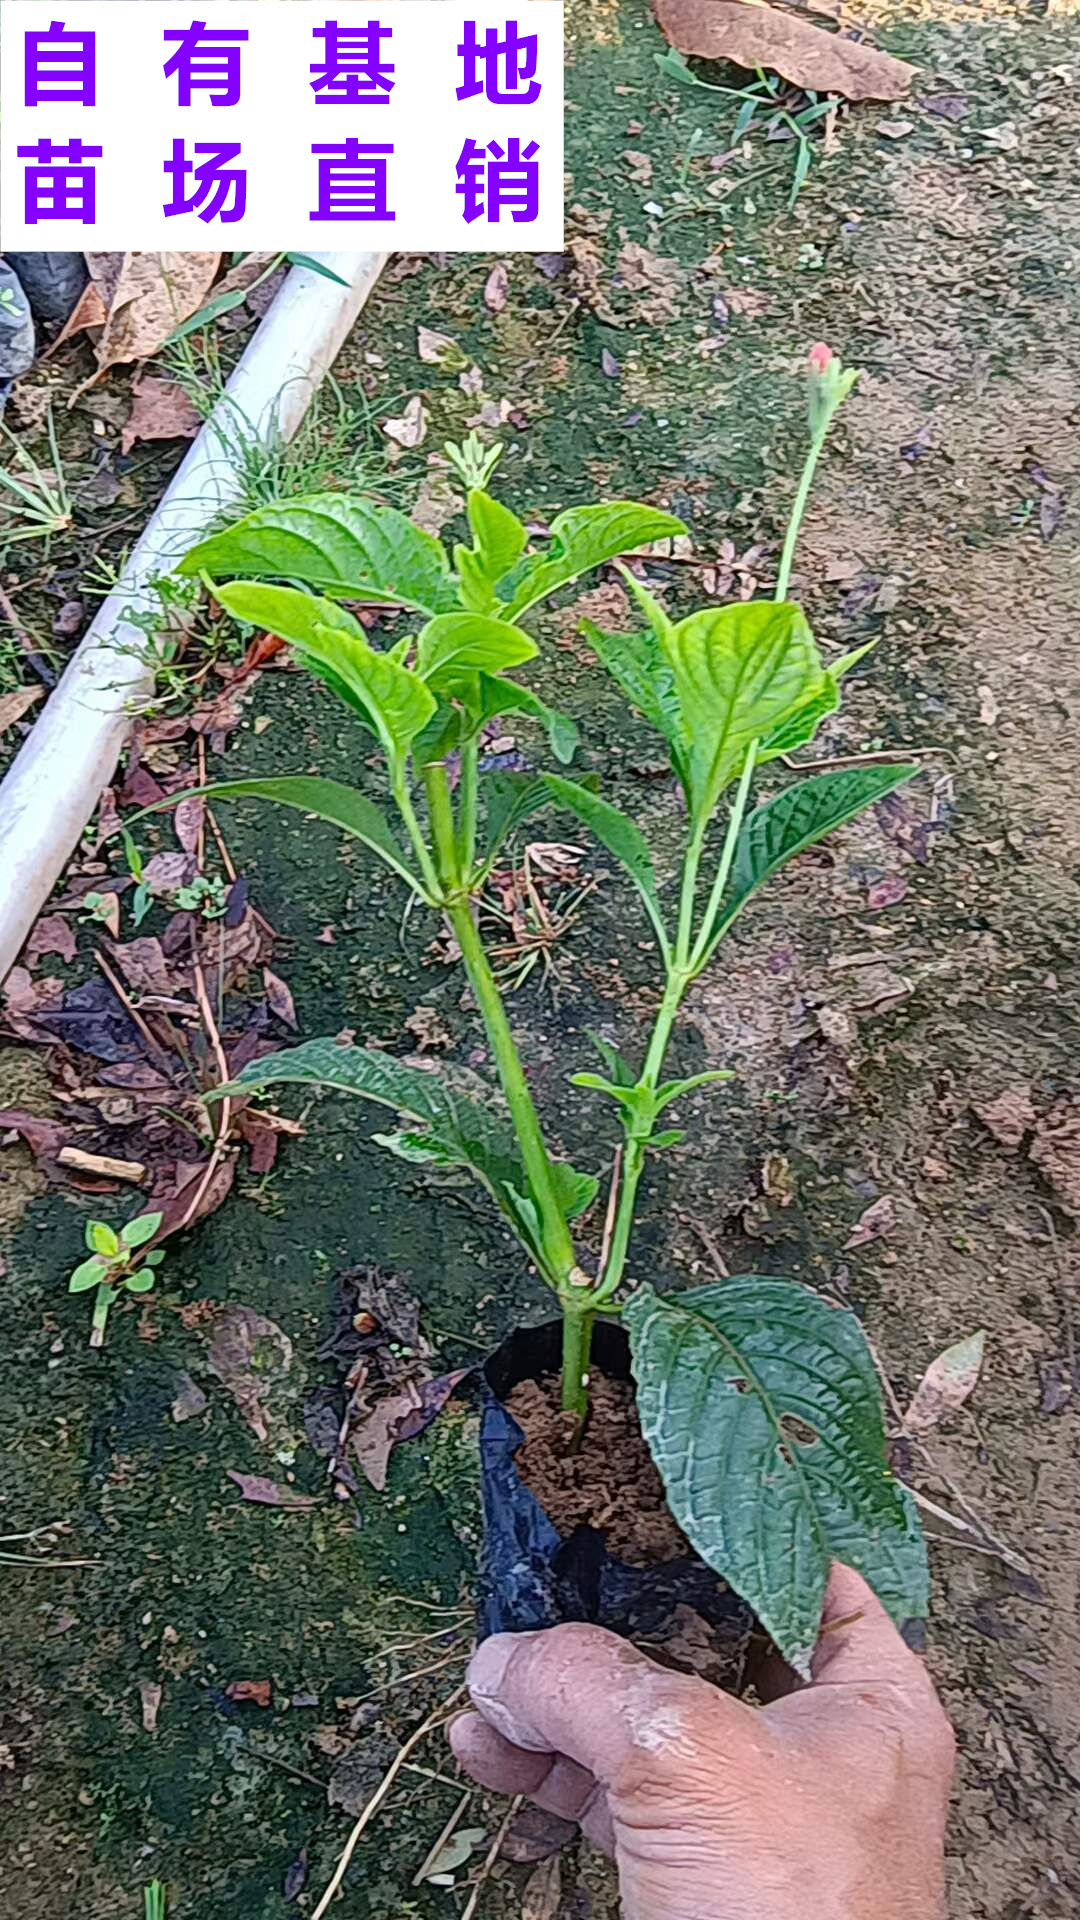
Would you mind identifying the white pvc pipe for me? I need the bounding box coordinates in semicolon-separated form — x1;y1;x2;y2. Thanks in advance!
0;249;388;982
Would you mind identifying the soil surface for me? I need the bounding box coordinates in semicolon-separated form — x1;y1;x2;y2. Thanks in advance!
508;1370;688;1564
2;3;1080;1918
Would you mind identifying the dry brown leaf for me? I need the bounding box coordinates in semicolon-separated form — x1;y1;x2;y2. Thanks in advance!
224;1679;271;1707
0;685;43;736
25;914;76;965
153;1156;236;1242
139;1680;163;1734
212;252;279;300
521;1856;563;1919
120;375;202;455
417;325;464;368
905;1331;986;1433
108;937;176;997
615;242;682;325
1029;1102;1080;1219
351;1388;419;1492
653;0;915;102
206;1304;292;1444
973;1085;1036;1152
226;1470;317;1510
382;396;429;448
92;252;221;371
484;261;510;312
171;1373;208;1423
843;1194;896;1249
173;794;206;856
263;967;298;1030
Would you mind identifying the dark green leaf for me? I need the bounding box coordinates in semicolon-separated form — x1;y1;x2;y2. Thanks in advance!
416;612;538;681
667;601;824;816
283;253;350;285
586;1029;637;1087
625;1279;928;1669
582;620;683;749
163;286;250;345
700;764;917;958
219;1039;580;1265
133;776;425;895
504;504;686;618
543;775;669;955
481;773;550;867
178;495;458;616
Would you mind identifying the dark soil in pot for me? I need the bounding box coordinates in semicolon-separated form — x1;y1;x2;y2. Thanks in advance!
477;1318;756;1692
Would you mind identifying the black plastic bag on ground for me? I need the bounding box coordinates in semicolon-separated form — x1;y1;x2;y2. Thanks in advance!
476;1317;753;1664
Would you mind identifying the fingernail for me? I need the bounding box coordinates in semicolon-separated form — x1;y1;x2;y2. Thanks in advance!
468;1633;518;1703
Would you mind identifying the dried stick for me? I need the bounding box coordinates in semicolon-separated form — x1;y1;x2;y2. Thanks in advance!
411;1787;474;1887
94;948;173;1070
309;1685;467;1920
459;1794;523;1920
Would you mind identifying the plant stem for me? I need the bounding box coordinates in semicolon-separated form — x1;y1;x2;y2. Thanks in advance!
89;1283;114;1349
560;1305;593;1419
423;763;579;1297
775;421;829;603
391;762;442;901
458;737;479;878
688;740;758;976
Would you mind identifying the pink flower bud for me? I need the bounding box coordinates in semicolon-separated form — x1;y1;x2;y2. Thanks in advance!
807;342;834;375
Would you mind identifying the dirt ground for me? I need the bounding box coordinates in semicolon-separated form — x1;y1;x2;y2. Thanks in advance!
2;3;1079;1917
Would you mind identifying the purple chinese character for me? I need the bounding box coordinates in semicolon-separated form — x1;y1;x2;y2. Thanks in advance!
25;18;95;105
18;137;102;224
311;139;394;220
164;140;246;224
456;137;539;223
163;21;248;107
311;21;394;104
457;22;539;104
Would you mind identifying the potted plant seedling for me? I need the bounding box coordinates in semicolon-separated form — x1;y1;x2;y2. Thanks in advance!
148;349;926;1675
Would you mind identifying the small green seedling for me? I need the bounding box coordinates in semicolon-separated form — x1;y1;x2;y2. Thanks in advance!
68;1212;165;1347
144;1881;167;1920
174;873;229;918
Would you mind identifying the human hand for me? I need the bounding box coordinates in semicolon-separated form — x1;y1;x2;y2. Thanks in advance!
449;1564;954;1920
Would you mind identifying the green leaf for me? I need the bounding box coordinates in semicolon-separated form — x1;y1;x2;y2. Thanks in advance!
132;776;425;896
163;286;250;345
217;1039;574;1266
143;1250;167;1267
666;601;824;817
120;1211;163;1250
86;1220;120;1258
586;1029;637;1087
210;581;386;732
177;495;459;616
481;773;551;867
550;1163;599;1220
124;1270;157;1294
756;675;840;763
467;676;578;764
283;253;350;285
69;1255;108;1293
542;774;669;957
625;1280;929;1670
504;504;686;618
582;621;684;753
416;613;538;682
654;1069;734;1113
467;489;527;583
701;764;917;958
306;622;434;758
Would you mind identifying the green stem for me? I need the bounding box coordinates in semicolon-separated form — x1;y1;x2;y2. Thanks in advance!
688;740;758;977
392;762;442;901
423;763;578;1295
458;737;479;879
89;1283;114;1349
560;1306;594;1418
775;423;828;603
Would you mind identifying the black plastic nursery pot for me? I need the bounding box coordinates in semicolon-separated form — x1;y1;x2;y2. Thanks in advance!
476;1317;755;1670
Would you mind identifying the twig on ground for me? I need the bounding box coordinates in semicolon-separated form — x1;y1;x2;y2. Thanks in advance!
350;1646;468;1708
411;1787;474;1887
309;1684;467;1920
94;948;174;1070
459;1794;523;1920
